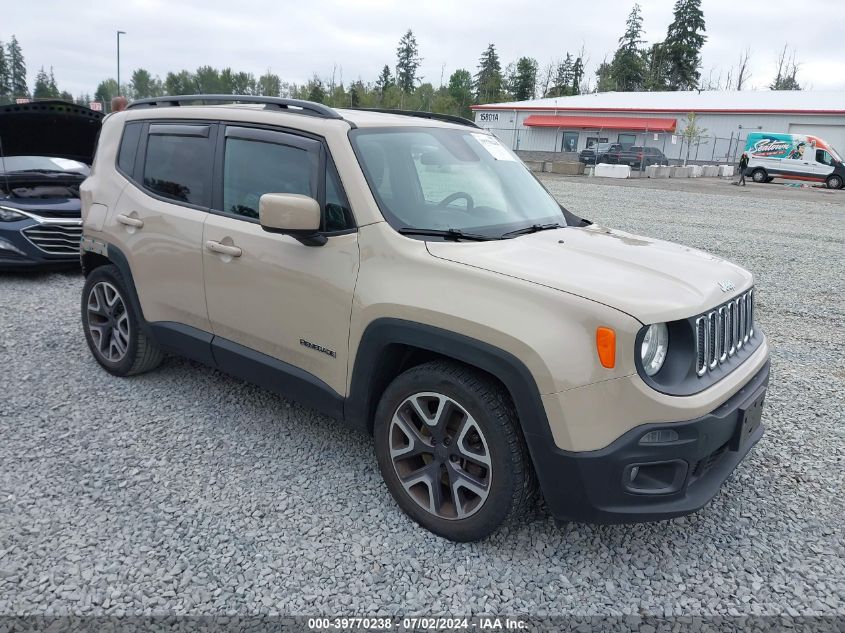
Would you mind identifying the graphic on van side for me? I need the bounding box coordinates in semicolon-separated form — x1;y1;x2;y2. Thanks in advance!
744;133;833;160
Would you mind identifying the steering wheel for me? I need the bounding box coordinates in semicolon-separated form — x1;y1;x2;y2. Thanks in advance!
437;192;475;212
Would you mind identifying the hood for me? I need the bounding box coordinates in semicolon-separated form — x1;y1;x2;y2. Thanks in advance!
426;224;754;324
0;101;103;164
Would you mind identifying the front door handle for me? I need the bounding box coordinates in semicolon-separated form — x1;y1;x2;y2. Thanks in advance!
116;214;144;228
205;240;242;257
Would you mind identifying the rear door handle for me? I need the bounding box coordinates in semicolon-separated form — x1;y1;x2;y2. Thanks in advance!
205;240;242;257
116;214;144;228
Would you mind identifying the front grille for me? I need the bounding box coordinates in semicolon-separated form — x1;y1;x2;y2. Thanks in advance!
695;289;755;377
21;224;82;255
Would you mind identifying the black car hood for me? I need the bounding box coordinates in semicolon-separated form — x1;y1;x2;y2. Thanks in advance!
0;101;104;164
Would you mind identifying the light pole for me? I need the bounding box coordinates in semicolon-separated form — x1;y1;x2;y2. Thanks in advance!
116;30;126;99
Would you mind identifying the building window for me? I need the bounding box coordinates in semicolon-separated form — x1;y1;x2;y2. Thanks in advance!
562;132;579;153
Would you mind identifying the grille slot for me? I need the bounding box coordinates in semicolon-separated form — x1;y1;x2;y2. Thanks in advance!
694;289;756;377
22;224;82;255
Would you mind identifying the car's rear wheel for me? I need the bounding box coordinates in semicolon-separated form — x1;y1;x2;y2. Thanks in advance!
81;265;163;376
374;360;537;541
826;174;843;189
751;168;767;183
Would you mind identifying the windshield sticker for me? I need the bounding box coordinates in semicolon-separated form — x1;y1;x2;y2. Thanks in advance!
471;133;515;161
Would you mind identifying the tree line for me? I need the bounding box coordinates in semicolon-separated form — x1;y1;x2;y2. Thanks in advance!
1;1;805;116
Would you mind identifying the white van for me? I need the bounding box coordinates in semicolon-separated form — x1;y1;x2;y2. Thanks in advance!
744;132;844;189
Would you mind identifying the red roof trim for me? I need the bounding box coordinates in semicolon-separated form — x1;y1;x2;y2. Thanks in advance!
523;114;677;132
471;105;845;115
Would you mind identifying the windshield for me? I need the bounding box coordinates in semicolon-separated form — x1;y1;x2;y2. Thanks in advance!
351;127;566;238
0;155;88;175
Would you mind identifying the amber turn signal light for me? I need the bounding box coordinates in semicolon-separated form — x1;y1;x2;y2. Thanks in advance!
596;327;616;368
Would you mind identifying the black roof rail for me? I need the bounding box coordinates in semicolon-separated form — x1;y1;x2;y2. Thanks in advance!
126;95;343;120
348;108;479;129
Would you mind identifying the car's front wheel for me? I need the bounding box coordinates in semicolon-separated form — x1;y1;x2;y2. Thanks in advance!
374;360;537;541
81;265;163;376
826;174;843;189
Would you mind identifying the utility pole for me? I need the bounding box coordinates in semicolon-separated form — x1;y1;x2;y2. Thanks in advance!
117;30;126;98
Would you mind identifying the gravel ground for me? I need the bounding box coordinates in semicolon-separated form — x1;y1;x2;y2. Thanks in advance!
0;178;843;621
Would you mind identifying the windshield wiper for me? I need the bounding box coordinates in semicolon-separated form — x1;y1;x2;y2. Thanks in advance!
500;222;564;239
397;227;495;242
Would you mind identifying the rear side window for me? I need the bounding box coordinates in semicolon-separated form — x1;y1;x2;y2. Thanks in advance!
117;122;141;176
143;128;212;207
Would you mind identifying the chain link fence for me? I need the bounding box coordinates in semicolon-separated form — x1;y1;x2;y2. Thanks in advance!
484;126;748;167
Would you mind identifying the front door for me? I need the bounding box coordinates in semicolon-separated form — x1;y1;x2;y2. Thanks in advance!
202;125;359;396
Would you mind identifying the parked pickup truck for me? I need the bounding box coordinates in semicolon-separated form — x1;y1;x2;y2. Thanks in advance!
578;143;624;165
618;146;670;169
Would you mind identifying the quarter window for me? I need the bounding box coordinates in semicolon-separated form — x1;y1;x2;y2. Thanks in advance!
143;131;212;206
117;122;141;176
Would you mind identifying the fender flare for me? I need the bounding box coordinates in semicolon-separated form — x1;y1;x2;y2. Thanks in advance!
345;318;559;478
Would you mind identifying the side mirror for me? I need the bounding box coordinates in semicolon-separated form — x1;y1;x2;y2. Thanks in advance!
258;193;325;246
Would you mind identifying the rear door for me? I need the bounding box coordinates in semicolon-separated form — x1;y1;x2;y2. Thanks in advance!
110;121;214;332
202;125;359;397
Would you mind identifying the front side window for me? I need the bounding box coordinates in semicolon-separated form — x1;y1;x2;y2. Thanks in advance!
143;133;211;206
223;138;312;219
351;127;566;238
222;135;353;231
816;149;833;166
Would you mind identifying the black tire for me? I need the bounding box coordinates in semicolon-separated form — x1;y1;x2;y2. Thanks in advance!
373;360;537;542
751;168;767;183
826;174;843;189
81;264;163;376
765;177;775;183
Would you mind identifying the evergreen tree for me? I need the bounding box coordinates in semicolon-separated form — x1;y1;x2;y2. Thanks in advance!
395;29;421;93
769;44;801;90
644;42;671;91
508;57;538;101
663;0;706;90
447;69;473;118
6;35;27;98
307;77;326;103
349;80;365;107
609;3;647;91
375;65;393;103
48;67;60;97
595;59;615;92
570;56;584;94
474;44;503;104
33;66;51;99
0;42;9;101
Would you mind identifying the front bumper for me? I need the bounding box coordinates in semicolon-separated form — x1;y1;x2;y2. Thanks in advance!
0;218;80;270
532;360;769;523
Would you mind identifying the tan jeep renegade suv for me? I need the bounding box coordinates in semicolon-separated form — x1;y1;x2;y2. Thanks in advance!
79;95;770;542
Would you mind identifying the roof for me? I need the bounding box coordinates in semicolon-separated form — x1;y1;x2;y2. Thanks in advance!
473;90;845;115
523;114;677;132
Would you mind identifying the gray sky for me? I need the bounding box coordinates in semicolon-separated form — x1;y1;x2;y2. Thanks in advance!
8;0;845;98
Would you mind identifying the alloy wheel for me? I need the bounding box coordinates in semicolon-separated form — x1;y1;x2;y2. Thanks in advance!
86;281;130;363
389;391;492;520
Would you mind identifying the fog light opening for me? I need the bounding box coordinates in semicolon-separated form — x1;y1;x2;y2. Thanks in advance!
624;460;688;495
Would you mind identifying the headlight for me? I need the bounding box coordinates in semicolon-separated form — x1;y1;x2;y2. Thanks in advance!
641;323;669;376
0;206;27;222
